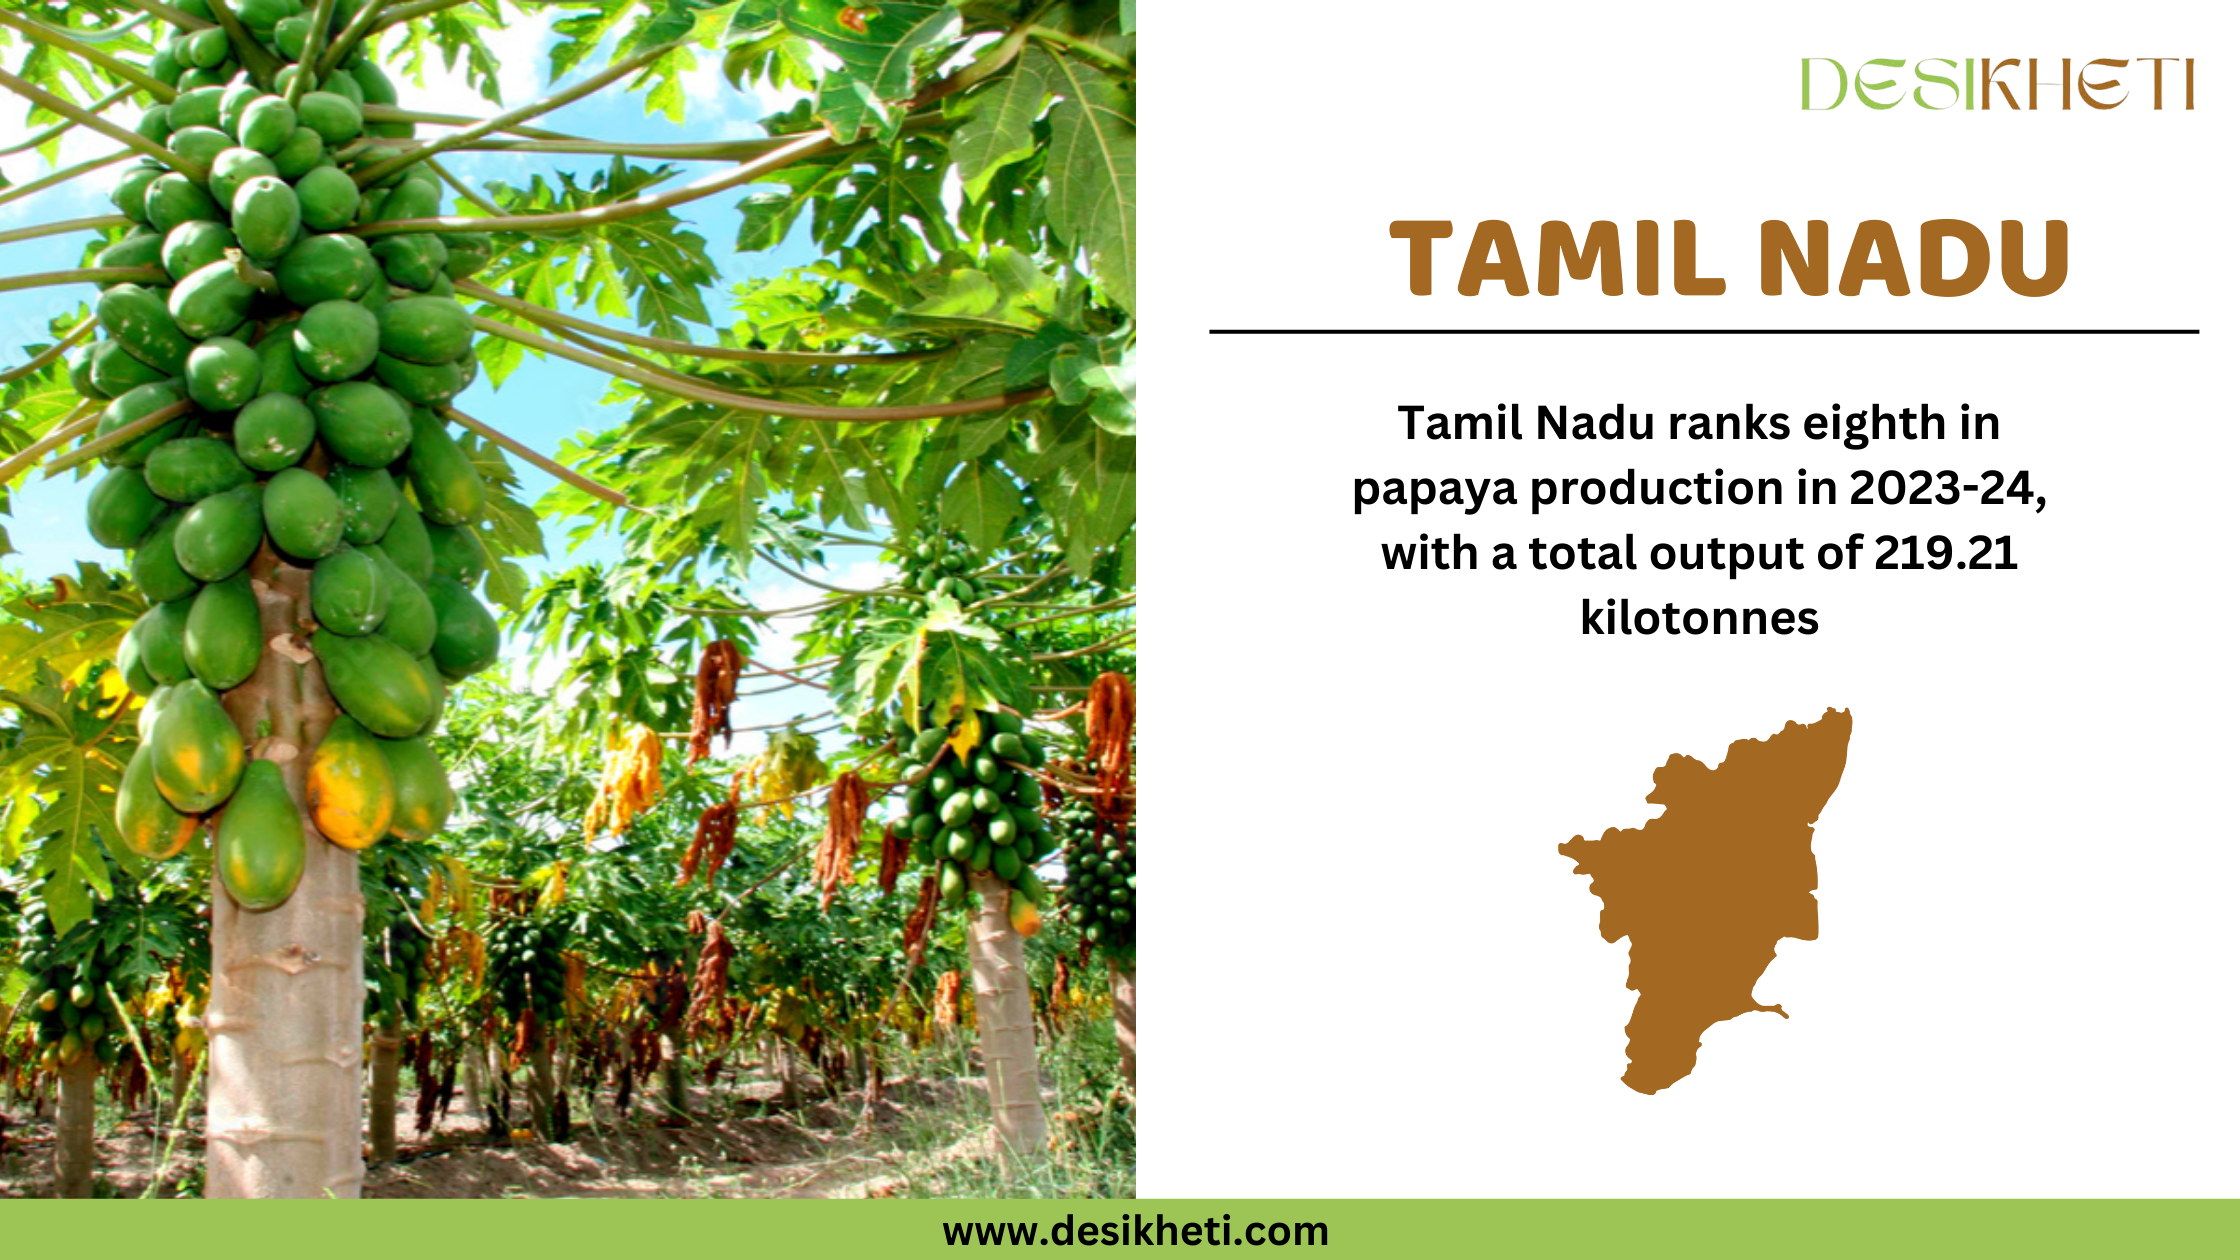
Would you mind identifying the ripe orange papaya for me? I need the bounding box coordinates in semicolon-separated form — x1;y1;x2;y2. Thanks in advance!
307;714;395;849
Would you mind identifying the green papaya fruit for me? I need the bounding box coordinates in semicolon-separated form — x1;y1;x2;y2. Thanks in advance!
312;630;436;737
372;178;439;224
233;393;317;471
263;467;345;561
378;735;453;841
293;165;360;232
328;464;399;545
97;231;167;272
426;522;485;585
144;172;221;235
940;862;969;904
165;125;232;170
176;67;230;93
131;99;173;158
146;45;181;90
296;91;362;145
168;258;255;339
273;14;312;60
270;126;325;180
252;323;313;397
125;598;192;688
310;380;410;465
308;715;395;849
293;300;381;382
148;679;245;813
424;579;498;680
184;573;262;690
119;633;160;695
116;744;198;861
218;82;261;136
217;760;304;911
238;94;296;155
111;163;163;222
182;336;260;411
230;175;300;262
310;545;388;634
912;726;951;761
181;27;228;70
405;409;484;525
86;466;167;549
320;70;366;108
441;233;492;280
208;147;277;213
375;503;433;586
369;234;446;290
96;380;193;467
172;483;262;582
135;104;174;145
350;58;399;105
411;654;447;736
86;338;172;399
235;0;290;32
131;513;200;604
372;352;473;406
167;86;223;131
97;284;195;373
376;297;471;365
144;436;251;502
375;564;436;656
940;791;974;828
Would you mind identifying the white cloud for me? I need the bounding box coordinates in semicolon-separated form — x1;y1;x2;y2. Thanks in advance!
382;12;558;116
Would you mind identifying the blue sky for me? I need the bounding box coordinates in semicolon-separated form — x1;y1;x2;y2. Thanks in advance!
0;20;892;733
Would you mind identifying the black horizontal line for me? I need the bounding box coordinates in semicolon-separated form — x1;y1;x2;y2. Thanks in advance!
1208;328;2200;335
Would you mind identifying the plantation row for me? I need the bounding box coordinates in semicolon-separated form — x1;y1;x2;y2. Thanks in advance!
0;0;1134;1199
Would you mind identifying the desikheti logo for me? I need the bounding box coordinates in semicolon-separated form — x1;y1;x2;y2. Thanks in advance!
1801;58;2194;110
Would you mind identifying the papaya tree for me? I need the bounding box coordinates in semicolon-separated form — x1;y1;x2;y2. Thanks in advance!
1;0;1133;1195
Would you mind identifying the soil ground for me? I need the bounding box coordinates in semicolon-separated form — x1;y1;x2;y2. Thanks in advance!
0;1070;1015;1199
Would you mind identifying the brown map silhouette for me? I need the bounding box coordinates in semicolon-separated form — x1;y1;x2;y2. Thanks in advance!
1559;708;1852;1094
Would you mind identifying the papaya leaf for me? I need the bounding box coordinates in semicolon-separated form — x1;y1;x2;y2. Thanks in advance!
1044;56;1136;314
953;47;1054;201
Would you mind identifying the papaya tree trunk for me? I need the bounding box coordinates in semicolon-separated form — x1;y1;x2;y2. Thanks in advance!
1108;960;1135;1090
461;1033;485;1125
657;1020;688;1119
772;1036;800;1110
368;1018;401;1162
168;1053;192;1122
526;1032;557;1140
55;1052;96;1198
967;873;1047;1159
206;558;366;1199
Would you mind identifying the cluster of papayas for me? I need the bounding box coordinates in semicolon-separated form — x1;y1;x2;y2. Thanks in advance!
93;2;497;916
368;919;431;1023
487;915;566;1022
1052;792;1134;959
895;708;1053;930
13;920;132;1073
899;532;986;604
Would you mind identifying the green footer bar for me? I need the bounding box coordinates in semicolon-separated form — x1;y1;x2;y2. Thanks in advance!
2;1199;2231;1257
